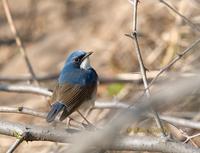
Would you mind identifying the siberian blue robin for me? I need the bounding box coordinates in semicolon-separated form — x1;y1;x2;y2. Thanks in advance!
46;50;98;122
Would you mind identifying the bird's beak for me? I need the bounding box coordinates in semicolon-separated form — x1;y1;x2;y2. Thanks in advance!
81;52;93;62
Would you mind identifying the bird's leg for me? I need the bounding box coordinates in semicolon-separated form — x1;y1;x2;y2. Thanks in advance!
84;107;94;118
47;97;52;107
67;117;84;129
77;110;96;129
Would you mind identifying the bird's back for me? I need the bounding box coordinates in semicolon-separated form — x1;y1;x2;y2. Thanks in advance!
47;65;98;122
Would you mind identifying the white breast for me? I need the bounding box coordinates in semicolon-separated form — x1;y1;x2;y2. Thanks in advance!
80;57;91;70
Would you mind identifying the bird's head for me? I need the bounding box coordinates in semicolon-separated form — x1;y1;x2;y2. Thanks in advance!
65;50;93;70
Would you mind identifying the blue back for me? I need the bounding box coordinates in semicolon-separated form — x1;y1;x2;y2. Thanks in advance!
58;50;98;86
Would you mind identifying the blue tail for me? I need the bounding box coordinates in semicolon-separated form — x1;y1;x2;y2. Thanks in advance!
46;102;65;122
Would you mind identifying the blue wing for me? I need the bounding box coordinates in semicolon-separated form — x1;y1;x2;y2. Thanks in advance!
47;82;97;122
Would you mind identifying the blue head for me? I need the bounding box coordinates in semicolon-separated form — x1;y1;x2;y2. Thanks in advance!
65;50;92;69
59;50;98;85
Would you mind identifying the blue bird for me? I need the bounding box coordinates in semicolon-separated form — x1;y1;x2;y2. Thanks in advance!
46;50;98;122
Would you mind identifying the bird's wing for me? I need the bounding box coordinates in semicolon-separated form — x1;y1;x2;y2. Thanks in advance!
51;82;97;121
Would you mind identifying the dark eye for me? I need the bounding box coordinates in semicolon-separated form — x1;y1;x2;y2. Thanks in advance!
74;58;80;63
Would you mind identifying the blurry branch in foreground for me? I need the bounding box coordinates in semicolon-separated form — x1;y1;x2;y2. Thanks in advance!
0;120;199;153
95;102;200;130
158;0;200;33
129;0;166;136
2;0;38;85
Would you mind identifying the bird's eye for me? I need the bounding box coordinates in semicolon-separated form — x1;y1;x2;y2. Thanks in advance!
74;58;80;63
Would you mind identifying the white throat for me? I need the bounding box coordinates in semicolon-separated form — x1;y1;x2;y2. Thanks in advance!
80;57;91;70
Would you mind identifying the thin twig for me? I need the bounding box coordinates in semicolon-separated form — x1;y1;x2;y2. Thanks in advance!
6;132;27;153
179;129;199;147
129;0;166;136
148;37;200;89
183;132;200;145
2;0;38;84
159;0;200;33
0;106;46;118
0;74;58;82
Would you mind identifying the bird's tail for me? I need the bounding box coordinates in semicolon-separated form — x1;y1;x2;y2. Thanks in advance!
46;102;65;122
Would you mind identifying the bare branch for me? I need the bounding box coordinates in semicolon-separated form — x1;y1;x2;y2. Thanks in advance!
159;0;200;33
0;72;157;84
0;84;52;96
2;0;38;84
160;115;200;130
94;101;129;109
0;106;46;118
1;102;200;130
6;132;27;153
129;0;165;136
1;77;200;152
0;106;65;124
0;120;72;142
0;74;58;83
148;37;200;89
0;119;199;153
94;101;200;130
2;77;200;130
183;133;200;144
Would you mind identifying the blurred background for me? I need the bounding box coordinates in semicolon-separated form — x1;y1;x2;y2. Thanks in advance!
0;0;200;152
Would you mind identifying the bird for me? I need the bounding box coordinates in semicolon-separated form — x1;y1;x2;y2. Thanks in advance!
46;50;98;122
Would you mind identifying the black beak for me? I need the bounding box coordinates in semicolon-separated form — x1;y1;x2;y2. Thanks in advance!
81;52;93;62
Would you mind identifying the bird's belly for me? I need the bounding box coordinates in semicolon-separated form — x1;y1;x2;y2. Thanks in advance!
80;97;95;110
80;90;96;111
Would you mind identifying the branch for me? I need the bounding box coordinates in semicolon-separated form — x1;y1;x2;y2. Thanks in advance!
1;104;200;130
2;78;200;128
0;106;46;118
2;0;38;84
160;115;200;130
0;104;200;130
1;81;200;130
0;120;199;153
0;84;52;96
0;74;58;82
6;132;27;153
94;101;200;130
148;37;200;89
0;72;158;84
159;0;200;33
129;0;165;136
0;106;62;123
1;77;200;152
